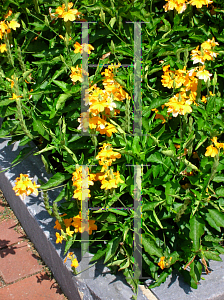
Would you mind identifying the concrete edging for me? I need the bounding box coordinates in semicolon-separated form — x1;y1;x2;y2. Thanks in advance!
0;133;224;300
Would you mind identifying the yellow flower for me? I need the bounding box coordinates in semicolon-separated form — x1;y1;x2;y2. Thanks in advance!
9;93;22;100
211;137;224;150
0;21;8;34
188;0;213;8
59;35;72;41
62;9;79;22
205;145;218;157
55;4;66;17
70;65;88;83
7;20;20;30
71;258;79;268
72;166;94;200
55;232;64;244
196;67;212;82
66;226;74;237
163;0;187;14
12;174;40;200
96;143;121;172
100;170;124;190
165;93;192;117
0;44;7;53
64;251;73;263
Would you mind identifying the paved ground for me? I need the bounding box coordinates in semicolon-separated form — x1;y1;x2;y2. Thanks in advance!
0;190;68;300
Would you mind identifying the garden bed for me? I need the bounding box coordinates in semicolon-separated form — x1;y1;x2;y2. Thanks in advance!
0;133;150;300
0;128;224;300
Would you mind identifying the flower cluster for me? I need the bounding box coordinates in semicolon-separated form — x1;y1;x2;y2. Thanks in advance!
205;137;224;157
77;64;130;137
191;38;219;65
94;143;124;190
55;2;81;22
96;143;121;172
0;9;20;53
158;256;172;270
70;65;88;83
64;252;79;268
74;41;94;54
164;0;213;14
159;38;218;118
72;166;95;200
55;212;97;242
12;174;40;200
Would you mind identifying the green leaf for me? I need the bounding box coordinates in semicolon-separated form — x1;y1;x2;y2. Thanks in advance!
142;201;164;212
90;248;106;262
132;136;140;155
195;135;207;151
183;158;199;171
190;261;202;286
147;153;163;164
203;251;222;261
64;236;75;255
40;172;72;190
107;259;127;267
109;17;116;28
189;215;204;251
216;187;224;197
142;234;163;257
212;176;224;183
53;80;71;92
208;209;224;227
148;270;171;289
104;236;122;263
107;209;128;216
56;94;72;111
0;98;16;106
205;213;221;232
32;118;50;140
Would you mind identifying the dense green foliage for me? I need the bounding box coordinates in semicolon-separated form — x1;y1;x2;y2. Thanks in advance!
1;0;224;298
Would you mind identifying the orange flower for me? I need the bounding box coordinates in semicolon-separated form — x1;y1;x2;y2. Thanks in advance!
71;211;97;234
54;220;62;230
158;256;166;270
74;41;94;54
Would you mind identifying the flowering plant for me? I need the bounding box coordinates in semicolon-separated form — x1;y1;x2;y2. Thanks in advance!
1;0;224;299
